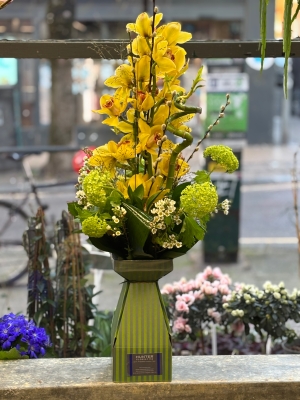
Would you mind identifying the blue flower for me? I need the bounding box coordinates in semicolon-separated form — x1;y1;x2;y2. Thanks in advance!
0;313;51;358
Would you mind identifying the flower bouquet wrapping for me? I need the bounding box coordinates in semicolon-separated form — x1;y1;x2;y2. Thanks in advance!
69;5;238;382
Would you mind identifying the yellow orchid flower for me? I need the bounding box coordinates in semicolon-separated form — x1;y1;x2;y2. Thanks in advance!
138;118;164;155
104;64;134;96
158;153;190;178
126;12;163;38
93;88;127;127
130;36;150;58
88;141;118;172
135;55;151;84
156;22;192;46
115;109;135;134
129;91;154;112
153;104;169;125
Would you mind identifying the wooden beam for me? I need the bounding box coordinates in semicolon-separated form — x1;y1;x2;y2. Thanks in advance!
1;39;300;59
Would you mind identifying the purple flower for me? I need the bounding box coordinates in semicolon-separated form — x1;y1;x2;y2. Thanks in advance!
0;313;51;358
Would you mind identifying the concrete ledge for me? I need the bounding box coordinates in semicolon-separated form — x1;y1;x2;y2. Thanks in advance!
1;355;300;399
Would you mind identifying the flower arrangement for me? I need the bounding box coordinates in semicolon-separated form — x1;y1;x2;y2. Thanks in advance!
69;6;239;260
0;313;51;359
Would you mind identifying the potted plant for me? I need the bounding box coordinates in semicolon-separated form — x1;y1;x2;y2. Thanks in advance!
162;266;232;355
68;2;239;382
223;281;300;354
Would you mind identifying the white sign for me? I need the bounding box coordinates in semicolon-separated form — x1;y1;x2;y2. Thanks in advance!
206;73;249;93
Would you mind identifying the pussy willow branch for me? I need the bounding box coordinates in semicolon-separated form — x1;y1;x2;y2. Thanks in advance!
186;95;230;164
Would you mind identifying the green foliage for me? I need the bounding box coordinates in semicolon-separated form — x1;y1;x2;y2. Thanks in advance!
0;348;28;360
88;311;113;357
180;216;206;248
122;203;153;259
194;171;211;185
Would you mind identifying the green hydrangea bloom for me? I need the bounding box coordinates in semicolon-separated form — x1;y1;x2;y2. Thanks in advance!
203;145;239;173
82;170;111;208
82;216;108;238
180;182;218;218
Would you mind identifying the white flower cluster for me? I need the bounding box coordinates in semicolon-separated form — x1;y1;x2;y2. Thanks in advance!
221;199;230;215
109;205;127;237
75;189;93;210
77;156;90;184
150;198;182;249
231;309;244;317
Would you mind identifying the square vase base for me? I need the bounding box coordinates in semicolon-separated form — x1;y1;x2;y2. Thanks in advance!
112;281;172;383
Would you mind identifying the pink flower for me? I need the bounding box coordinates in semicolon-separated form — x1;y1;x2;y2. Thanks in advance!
173;317;189;333
193;290;204;300
181;292;195;305
161;284;174;295
219;284;230;295
175;300;189;313
212;267;222;280
184;324;192;333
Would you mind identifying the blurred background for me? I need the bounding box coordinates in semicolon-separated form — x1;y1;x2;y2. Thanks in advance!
1;0;300;314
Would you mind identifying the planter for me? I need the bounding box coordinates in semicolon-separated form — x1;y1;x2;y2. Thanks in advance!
282;338;300;354
111;259;173;383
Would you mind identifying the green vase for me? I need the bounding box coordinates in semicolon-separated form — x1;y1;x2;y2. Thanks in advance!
111;259;173;383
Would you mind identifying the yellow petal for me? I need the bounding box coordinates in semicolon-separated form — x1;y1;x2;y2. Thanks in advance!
117;181;129;199
138;118;151;135
155;39;168;57
135;55;151;83
150;13;163;28
140;93;154;111
116;121;133;134
128;173;145;191
156;56;176;73
126;23;136;32
177;31;192;44
173;47;186;71
132;36;150;57
163;22;181;46
153;104;169;125
104;76;123;88
126;108;135;123
136;12;152;37
102;116;119;126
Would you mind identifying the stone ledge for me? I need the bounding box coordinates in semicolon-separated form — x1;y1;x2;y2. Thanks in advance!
1;355;300;400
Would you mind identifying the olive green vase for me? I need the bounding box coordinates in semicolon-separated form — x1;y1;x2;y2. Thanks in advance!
111;259;173;383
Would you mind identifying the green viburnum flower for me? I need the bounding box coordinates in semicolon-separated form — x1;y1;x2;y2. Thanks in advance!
82;216;108;238
180;182;218;219
203;145;239;173
82;169;112;208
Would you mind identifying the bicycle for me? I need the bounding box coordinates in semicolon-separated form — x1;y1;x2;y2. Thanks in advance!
0;150;112;287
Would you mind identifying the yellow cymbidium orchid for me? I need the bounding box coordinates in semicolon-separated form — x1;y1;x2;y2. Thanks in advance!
93;88;127;127
158;153;190;178
88;141;118;172
126;12;163;38
104;64;134;96
115;109;135;134
88;137;141;172
156;22;192;46
128;90;154;112
138;118;164;155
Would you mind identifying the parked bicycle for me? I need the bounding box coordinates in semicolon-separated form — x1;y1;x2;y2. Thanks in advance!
0;151;80;286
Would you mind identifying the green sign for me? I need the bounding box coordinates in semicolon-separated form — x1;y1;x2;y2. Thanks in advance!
206;92;248;132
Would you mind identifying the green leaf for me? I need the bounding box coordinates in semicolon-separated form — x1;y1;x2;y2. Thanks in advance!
171;182;190;204
122;203;153;259
89;235;127;258
194;170;211;184
0;348;28;360
133;184;144;200
101;344;112;357
104;190;122;211
181;216;206;248
157;246;190;259
145;191;162;212
68;202;78;217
